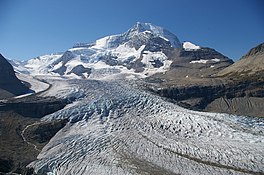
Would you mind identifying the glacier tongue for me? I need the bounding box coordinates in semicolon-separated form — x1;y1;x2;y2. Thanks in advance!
28;78;264;175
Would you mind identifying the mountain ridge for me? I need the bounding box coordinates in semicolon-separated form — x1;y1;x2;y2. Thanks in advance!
11;22;233;81
218;42;264;78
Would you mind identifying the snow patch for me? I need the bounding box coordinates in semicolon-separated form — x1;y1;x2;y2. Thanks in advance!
190;58;221;64
211;58;221;62
142;51;172;75
183;42;201;51
190;59;208;64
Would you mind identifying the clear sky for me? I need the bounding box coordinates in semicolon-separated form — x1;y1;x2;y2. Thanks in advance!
0;0;263;61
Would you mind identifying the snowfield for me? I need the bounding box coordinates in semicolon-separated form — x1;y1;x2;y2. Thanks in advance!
27;77;264;175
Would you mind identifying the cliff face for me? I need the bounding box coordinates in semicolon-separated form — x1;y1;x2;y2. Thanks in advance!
0;95;69;174
145;42;264;118
151;79;264;117
0;54;28;99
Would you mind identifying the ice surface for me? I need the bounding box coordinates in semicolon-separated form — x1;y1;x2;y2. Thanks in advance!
28;78;264;175
16;73;49;93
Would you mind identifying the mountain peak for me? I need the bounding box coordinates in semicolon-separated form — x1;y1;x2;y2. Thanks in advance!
242;42;264;59
133;22;163;33
126;22;182;48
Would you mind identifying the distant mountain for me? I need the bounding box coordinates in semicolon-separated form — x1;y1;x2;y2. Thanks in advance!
218;42;264;78
0;54;28;99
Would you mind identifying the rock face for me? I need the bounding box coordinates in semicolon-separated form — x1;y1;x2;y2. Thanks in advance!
146;46;233;87
146;42;264;118
150;79;264;117
0;94;69;174
0;54;28;99
0;97;68;118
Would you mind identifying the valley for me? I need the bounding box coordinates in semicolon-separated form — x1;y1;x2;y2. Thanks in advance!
0;23;263;175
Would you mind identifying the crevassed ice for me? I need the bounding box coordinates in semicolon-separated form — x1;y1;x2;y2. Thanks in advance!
29;78;264;175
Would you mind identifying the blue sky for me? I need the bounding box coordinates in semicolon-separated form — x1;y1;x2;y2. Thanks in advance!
0;0;263;61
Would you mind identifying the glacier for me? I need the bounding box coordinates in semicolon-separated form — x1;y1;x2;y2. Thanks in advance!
9;22;263;175
27;77;264;175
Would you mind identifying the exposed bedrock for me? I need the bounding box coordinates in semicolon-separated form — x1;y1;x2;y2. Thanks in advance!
150;80;264;117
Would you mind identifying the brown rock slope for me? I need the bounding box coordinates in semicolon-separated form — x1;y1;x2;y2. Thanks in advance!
218;42;264;77
144;43;264;117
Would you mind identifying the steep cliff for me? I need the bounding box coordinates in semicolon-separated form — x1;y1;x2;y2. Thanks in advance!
0;54;28;99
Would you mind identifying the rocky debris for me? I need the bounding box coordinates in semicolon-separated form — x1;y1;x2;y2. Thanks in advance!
67;65;91;78
242;42;264;58
0;54;29;99
23;119;68;148
205;97;264;117
0;111;67;174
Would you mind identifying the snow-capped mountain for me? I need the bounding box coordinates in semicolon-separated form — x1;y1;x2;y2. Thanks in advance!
12;23;183;79
4;24;264;175
11;22;234;81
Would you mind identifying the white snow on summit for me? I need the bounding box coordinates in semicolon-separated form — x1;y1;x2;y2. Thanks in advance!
25;54;63;75
183;41;201;51
129;22;182;48
12;22;181;79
